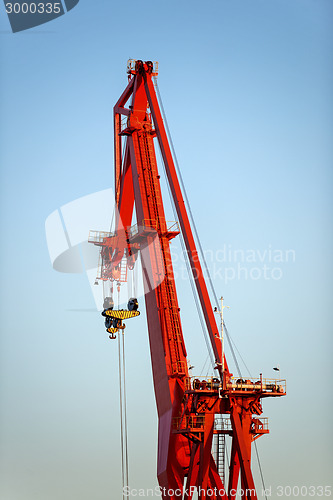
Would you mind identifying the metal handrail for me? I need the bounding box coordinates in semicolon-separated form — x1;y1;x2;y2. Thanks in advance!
129;219;157;237
185;375;286;394
251;417;269;432
214;416;232;431
166;221;180;233
121;116;128;131
129;220;179;238
88;230;113;244
173;415;205;431
227;377;286;393
185;376;221;392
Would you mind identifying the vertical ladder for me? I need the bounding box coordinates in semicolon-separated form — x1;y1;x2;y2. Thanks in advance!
214;417;226;486
216;433;225;485
135;130;186;376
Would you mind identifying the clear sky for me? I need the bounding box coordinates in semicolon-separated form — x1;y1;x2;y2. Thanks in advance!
0;1;332;499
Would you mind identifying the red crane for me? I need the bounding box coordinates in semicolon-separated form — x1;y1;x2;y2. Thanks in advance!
89;60;286;500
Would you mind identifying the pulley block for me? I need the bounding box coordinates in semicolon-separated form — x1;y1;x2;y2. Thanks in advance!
103;309;140;320
103;296;114;309
128;297;139;311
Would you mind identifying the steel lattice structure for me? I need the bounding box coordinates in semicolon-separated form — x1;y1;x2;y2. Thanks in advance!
90;60;286;500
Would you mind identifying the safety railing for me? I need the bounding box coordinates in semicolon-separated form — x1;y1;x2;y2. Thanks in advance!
251;417;269;433
166;221;180;233
212;417;269;435
121;116;128;132
90;222;179;243
185;376;286;394
173;415;205;432
129;219;158;238
88;230;113;244
127;59;159;77
214;416;232;432
185;376;221;392
128;220;179;238
171;361;187;376
227;377;286;394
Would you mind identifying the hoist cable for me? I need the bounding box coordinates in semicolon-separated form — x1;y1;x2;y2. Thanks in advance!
128;270;132;301
153;78;219;309
118;331;129;497
179;232;215;370
199;354;210;377
116;280;129;497
155;139;215;371
225;439;229;486
133;264;137;299
118;332;125;496
109;197;116;234
113;136;127;234
223;321;242;378
153;78;215;369
224;321;253;378
154;77;245;376
254;440;267;500
122;331;129;489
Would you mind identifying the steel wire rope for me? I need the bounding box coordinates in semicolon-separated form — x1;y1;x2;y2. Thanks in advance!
199;354;210;377
178;232;215;370
122;330;129;489
113;132;128;234
153;79;215;370
103;185;116;305
153;77;243;375
224;438;229;491
154;77;263;494
153;77;268;494
118;330;125;497
153;77;256;380
109;189;116;234
133;257;138;299
224;321;253;378
128;268;132;302
117;285;129;498
153;78;219;304
223;321;242;379
254;440;267;500
155;138;215;371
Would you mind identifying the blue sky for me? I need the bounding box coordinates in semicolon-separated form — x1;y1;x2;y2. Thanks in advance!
0;1;332;499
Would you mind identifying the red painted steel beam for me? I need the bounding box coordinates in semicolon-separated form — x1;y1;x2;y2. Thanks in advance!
199;413;215;494
114;76;135;110
208;461;229;500
228;439;240;500
115;144;134;230
114;77;135;204
114;112;122;206
184;442;200;500
230;403;257;500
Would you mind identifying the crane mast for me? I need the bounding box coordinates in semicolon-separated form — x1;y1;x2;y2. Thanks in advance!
89;60;286;500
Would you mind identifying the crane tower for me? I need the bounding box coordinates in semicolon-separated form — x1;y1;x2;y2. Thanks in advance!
89;60;286;500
